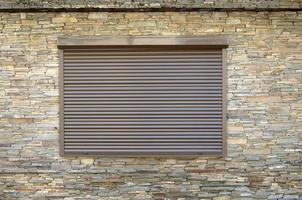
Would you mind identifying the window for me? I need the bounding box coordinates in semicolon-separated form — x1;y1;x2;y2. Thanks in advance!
59;36;228;156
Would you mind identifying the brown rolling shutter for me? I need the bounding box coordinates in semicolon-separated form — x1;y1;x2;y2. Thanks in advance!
59;37;227;156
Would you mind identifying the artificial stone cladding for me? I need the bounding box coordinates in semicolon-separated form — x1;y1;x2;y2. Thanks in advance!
0;11;301;199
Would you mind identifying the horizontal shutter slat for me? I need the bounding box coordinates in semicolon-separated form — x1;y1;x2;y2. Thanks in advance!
63;73;222;77
63;63;221;67
64;143;222;146
63;70;222;73
64;128;222;132
64;121;221;125
64;149;222;153
63;53;221;57
64;94;222;98
64;115;222;119
65;145;222;150
64;59;222;63
65;99;221;106
64;138;221;141
64;108;222;112
64;119;221;122
64;105;221;108
64;83;222;87
64;90;222;94
63;98;222;101
65;132;221;135
64;112;222;115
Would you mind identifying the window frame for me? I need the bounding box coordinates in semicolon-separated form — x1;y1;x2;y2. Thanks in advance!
58;36;228;157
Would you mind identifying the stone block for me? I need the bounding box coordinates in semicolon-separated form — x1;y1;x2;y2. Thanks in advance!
81;158;94;165
214;196;231;200
52;16;78;23
125;13;145;19
8;118;33;123
229;137;247;145
171;15;187;23
88;12;108;20
21;20;37;26
246;96;281;103
12;80;35;87
226;18;241;24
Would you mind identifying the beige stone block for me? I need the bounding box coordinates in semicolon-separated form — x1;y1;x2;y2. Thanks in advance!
12;100;30;106
269;106;289;114
171;15;187;23
129;21;156;27
4;24;20;29
12;80;34;87
291;103;302;110
52;16;78;23
46;68;58;76
229;137;247;145
81;158;94;165
196;26;223;33
226;18;241;24
214;196;231;200
3;64;14;70
30;36;46;44
244;64;270;74
233;54;248;61
5;88;22;96
88;13;108;20
223;26;236;32
247;96;281;103
21;150;35;157
212;12;228;18
125;13;145;19
42;140;57;147
187;16;201;23
129;30;142;35
21;20;37;26
246;148;271;155
228;125;244;132
8;118;33;124
282;95;299;101
248;40;266;48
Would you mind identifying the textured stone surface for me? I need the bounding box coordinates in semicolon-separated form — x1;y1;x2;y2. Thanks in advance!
0;11;301;199
0;0;301;10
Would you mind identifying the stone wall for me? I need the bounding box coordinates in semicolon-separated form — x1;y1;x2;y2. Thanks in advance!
0;0;301;10
0;11;301;199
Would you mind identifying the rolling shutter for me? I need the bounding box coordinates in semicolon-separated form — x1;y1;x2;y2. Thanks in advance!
61;46;225;155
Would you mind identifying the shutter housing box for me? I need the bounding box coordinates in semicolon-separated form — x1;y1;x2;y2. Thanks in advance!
59;36;228;156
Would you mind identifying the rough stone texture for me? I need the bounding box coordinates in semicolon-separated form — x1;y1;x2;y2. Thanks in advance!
0;0;301;10
0;11;301;199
